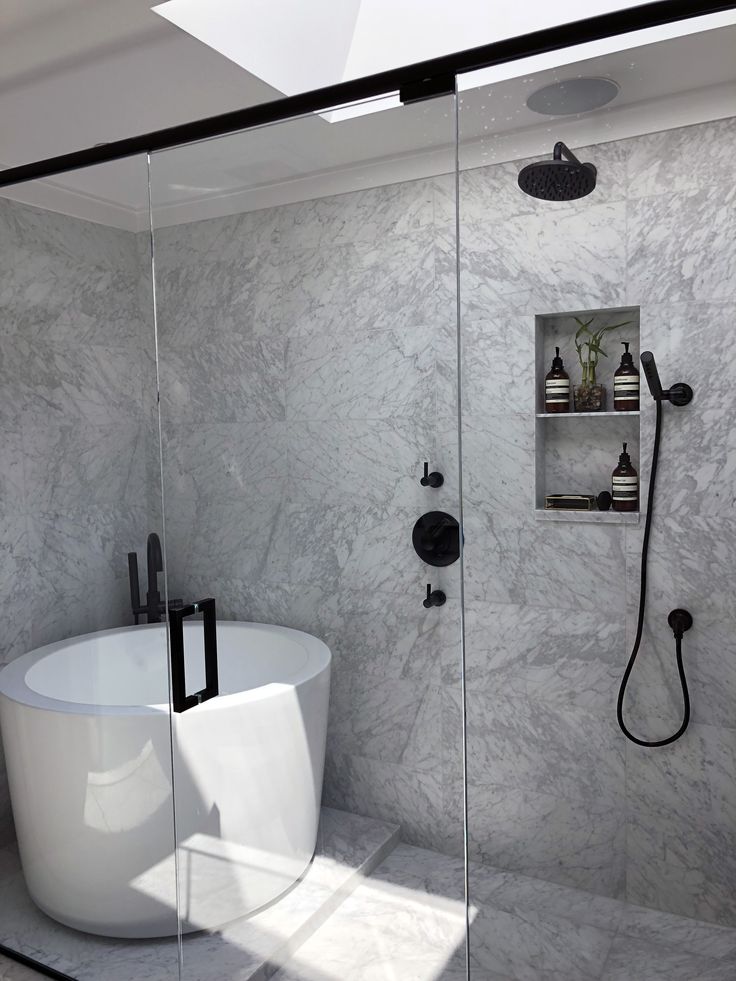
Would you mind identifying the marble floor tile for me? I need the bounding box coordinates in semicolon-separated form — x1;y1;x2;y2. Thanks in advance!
599;934;736;981
3;827;736;980
0;953;49;981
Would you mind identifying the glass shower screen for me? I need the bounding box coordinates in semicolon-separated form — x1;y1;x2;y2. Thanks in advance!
0;156;180;979
150;89;469;980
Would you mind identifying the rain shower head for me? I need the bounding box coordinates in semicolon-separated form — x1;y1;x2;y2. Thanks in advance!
517;142;597;201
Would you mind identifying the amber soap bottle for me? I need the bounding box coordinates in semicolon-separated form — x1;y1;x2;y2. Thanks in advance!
544;347;570;412
612;442;638;512
614;341;640;411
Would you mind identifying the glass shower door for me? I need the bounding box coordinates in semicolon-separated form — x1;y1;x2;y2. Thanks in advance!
0;157;180;979
457;18;736;981
150;89;469;981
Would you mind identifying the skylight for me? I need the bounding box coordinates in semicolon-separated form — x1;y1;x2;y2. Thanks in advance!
152;0;736;120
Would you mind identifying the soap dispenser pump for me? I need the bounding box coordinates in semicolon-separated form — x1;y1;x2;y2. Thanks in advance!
612;442;638;512
544;346;570;413
614;342;640;411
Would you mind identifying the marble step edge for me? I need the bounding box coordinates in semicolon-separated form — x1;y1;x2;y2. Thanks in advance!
255;813;401;981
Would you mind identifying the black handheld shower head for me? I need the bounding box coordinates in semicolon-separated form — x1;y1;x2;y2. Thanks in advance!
640;351;693;406
640;351;663;400
518;142;597;201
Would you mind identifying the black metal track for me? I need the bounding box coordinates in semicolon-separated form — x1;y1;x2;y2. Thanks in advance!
0;0;734;188
0;943;78;980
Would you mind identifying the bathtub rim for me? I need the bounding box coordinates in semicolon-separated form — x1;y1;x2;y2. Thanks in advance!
0;621;331;717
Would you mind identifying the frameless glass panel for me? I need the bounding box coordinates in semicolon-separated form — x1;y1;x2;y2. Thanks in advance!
0;157;179;978
457;15;736;980
150;90;468;981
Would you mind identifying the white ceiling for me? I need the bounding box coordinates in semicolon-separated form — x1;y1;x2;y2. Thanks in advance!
0;3;735;230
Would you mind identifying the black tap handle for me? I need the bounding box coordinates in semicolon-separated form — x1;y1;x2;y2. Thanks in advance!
128;552;141;625
423;583;447;608
420;462;444;488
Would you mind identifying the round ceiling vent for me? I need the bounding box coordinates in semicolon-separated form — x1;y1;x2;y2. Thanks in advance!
526;77;620;116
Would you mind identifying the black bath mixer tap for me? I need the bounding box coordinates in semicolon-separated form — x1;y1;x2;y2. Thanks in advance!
127;532;182;624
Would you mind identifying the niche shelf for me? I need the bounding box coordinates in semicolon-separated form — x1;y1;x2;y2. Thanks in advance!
534;305;641;524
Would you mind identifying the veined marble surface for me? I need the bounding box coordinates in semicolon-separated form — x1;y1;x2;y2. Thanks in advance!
3;835;736;980
271;841;736;981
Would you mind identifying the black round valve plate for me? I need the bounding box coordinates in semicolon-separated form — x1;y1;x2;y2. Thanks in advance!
412;511;460;567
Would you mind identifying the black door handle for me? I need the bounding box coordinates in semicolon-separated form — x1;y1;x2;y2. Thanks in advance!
169;598;219;713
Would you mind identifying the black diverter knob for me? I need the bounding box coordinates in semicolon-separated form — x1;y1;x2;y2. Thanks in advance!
412;511;460;567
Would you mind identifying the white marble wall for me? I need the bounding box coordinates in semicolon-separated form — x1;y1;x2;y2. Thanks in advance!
153;115;736;927
151;179;467;857
0;198;158;847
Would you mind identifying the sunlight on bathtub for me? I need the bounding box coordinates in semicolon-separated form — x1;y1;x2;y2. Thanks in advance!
84;739;171;832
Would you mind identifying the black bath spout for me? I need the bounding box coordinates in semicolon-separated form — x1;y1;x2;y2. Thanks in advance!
146;532;164;623
128;536;182;625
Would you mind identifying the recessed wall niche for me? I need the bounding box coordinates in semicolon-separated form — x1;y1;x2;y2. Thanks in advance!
534;305;641;523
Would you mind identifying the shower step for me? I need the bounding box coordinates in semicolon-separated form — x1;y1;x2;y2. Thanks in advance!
195;807;401;981
0;807;400;981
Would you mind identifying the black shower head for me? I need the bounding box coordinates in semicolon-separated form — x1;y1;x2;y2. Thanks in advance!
518;142;597;201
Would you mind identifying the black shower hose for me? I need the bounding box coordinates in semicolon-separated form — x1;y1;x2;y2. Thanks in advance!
616;397;691;747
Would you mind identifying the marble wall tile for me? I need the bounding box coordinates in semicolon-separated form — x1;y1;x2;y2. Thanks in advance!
30;576;134;652
278;180;435;251
463;690;625;806
0;431;25;511
323;750;462;856
164;493;288;588
0;248;141;348
287;419;434;509
626;723;736;926
628;186;736;304
287;504;425;595
0;515;32;668
10;339;144;429
279;230;440;336
626;117;736;199
158;334;285;424
161;421;287;505
462;509;626;612
459;416;536;514
0;197;140;275
286;323;437;421
459;318;536;425
153;252;282;346
22;421;146;513
152;207;281;270
459;201;628;319
27;507;146;625
638;302;736;523
466;782;626;899
625;514;736;621
327;674;442;771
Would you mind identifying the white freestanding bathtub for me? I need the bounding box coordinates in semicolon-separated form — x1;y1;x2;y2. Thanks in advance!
0;621;331;938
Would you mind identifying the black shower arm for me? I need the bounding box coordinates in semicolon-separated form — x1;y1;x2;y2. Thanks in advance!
552;142;582;166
